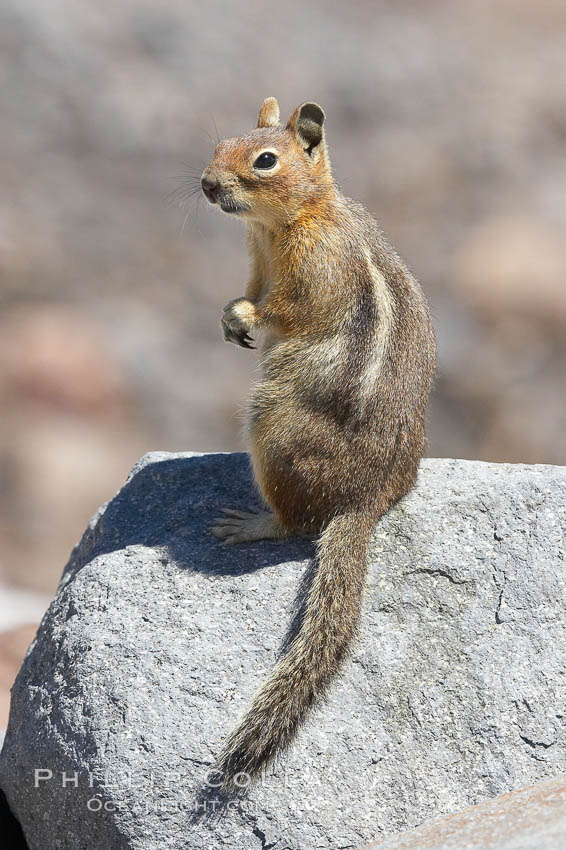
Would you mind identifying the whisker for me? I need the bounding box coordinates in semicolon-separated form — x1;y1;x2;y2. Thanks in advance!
164;155;211;230
181;207;191;235
198;126;217;148
211;115;220;144
180;159;205;172
167;175;202;185
164;183;203;209
165;185;200;201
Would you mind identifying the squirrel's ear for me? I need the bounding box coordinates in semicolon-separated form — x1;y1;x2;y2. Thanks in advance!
257;97;280;128
287;102;326;155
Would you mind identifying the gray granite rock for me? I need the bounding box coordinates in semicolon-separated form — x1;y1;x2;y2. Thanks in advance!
361;775;566;850
0;453;565;850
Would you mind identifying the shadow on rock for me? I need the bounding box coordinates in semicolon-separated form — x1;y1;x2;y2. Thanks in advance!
62;452;314;581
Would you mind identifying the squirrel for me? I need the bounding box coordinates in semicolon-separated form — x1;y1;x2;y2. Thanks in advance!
203;97;436;789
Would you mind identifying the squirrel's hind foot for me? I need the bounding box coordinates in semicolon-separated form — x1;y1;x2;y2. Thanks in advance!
210;509;286;545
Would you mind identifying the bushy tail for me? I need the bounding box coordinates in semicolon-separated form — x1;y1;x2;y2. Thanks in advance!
216;510;373;789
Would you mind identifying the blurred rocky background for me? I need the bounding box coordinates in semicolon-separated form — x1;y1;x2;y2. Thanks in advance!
1;0;565;724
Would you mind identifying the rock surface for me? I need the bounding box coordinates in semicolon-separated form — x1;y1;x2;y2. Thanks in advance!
361;775;566;850
0;624;38;730
0;452;565;850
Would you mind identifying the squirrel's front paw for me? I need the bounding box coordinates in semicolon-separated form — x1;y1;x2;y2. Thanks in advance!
221;298;256;349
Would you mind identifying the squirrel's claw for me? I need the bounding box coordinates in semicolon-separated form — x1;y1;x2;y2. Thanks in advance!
239;333;255;349
220;299;256;349
222;321;255;349
221;325;237;344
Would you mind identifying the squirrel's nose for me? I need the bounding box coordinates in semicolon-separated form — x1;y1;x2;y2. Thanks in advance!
201;174;220;203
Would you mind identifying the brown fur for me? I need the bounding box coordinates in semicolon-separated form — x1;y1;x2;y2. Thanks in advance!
204;98;436;788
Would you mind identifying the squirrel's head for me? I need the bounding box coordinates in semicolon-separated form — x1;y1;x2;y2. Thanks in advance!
201;98;332;227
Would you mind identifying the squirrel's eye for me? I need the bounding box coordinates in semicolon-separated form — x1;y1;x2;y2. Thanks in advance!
254;151;277;170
